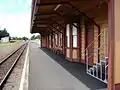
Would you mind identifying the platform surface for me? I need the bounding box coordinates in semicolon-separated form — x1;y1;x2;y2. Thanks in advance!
29;42;107;90
29;42;91;90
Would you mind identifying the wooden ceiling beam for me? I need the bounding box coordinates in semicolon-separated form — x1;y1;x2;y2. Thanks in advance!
34;19;65;33
33;20;53;24
33;25;58;35
46;22;62;34
54;11;77;25
67;2;100;28
33;18;52;21
36;1;67;6
34;11;77;30
31;0;103;34
34;19;65;30
32;27;52;35
34;18;62;22
47;27;58;34
33;20;53;27
34;22;53;25
35;12;57;16
50;25;63;33
36;0;100;6
33;1;101;33
36;2;100;28
33;19;52;22
51;19;65;29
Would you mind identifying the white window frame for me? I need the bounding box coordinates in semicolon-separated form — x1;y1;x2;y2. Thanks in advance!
66;24;70;47
72;23;77;48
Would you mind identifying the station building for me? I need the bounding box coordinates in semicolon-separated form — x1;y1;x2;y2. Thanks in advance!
30;0;120;90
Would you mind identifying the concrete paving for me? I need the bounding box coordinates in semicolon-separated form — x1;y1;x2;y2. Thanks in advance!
41;49;107;90
29;42;91;90
29;42;107;90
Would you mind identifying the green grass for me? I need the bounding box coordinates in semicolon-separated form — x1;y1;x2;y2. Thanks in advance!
0;40;24;53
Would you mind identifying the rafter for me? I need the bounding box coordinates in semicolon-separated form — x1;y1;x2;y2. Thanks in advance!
36;1;67;6
50;25;63;33
35;12;57;16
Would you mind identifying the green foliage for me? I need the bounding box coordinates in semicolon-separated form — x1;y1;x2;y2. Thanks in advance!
22;36;29;40
0;28;10;39
31;35;36;40
11;36;29;40
35;35;40;39
31;35;40;40
11;37;18;40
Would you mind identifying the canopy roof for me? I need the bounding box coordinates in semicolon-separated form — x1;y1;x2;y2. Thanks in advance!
31;0;108;34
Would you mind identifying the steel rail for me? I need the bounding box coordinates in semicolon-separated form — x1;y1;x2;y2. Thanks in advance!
0;43;27;65
0;42;28;89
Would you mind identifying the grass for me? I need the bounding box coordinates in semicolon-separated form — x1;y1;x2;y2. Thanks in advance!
0;41;22;50
0;41;24;60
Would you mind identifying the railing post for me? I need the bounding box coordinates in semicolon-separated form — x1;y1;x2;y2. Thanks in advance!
105;65;108;83
86;49;89;73
104;29;107;57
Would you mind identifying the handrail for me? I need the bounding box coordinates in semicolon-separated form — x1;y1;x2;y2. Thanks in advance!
81;42;105;56
85;43;106;60
84;29;107;52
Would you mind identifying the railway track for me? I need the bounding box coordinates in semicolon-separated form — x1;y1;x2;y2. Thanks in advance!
0;42;28;89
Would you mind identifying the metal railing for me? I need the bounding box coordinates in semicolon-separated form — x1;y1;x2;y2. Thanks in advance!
84;29;108;84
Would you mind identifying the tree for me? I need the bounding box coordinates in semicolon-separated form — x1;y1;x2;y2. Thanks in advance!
11;37;17;40
31;35;36;40
22;36;29;40
35;35;40;39
31;35;40;40
0;28;10;39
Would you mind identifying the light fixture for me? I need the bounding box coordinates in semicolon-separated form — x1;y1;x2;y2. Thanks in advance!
54;4;62;11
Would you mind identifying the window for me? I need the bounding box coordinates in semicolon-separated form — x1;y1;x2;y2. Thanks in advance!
60;33;62;47
49;35;51;48
72;23;77;48
52;34;55;47
55;34;57;45
66;24;70;47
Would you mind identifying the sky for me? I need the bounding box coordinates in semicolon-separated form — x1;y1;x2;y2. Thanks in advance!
0;0;35;38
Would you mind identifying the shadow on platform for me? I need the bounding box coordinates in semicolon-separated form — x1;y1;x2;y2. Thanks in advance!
41;47;107;90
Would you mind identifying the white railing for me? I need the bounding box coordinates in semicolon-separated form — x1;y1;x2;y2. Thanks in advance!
85;29;108;84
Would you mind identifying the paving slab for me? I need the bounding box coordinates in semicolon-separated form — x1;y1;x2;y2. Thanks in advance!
41;48;107;90
29;42;91;90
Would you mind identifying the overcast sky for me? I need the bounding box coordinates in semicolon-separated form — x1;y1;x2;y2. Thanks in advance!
0;0;34;38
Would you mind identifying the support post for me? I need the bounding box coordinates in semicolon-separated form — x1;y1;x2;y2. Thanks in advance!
77;22;81;61
85;20;94;66
108;0;120;90
63;25;66;55
70;24;73;61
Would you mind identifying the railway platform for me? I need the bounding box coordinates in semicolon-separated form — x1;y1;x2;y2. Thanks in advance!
29;42;107;90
